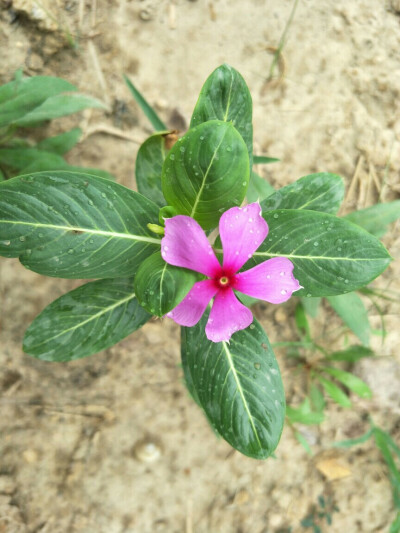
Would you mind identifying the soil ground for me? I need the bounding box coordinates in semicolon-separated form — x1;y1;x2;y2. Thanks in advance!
0;1;400;532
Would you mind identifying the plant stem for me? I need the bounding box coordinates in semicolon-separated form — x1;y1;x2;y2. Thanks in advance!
268;0;301;81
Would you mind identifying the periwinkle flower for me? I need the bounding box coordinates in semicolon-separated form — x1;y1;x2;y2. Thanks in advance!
161;203;301;342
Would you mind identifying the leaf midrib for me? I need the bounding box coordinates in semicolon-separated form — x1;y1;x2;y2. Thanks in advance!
0;219;161;245
189;127;229;219
222;342;262;451
26;292;137;349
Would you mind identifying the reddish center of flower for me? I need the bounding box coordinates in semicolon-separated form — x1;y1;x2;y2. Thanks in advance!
214;270;237;290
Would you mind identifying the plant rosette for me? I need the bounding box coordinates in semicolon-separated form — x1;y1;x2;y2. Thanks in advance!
0;64;392;459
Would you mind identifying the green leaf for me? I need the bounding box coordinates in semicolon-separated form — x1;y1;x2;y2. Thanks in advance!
249;209;391;297
295;302;311;340
327;345;374;363
344;201;400;238
0;147;61;170
0;171;161;278
286;398;325;425
37;128;82;155
374;428;400;508
123;74;166;131
247;171;275;203
389;512;400;533
190;64;253;166
134;252;197;316
294;431;313;455
327;292;370;346
23;278;150;362
309;384;325;412
162;120;249;230
135;132;169;207
300;296;321;318
253;155;279;164
19;154;115;181
322;367;372;398
317;376;351;407
261;173;345;214
14;93;108;126
0;76;77;128
181;314;285;459
333;429;373;448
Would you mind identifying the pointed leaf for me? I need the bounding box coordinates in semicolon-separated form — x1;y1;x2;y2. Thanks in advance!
37;128;82;155
310;384;325;412
134;252;198;316
162;120;249;230
181;314;285;459
0;172;161;278
322;367;372;398
190;64;253;165
301;296;321;318
248;209;391;296
247;171;275;203
14;93;108;126
327;345;374;363
135;132;169;207
0;76;77;127
253;155;279;164
123;74;166;131
286;397;325;425
333;429;373;448
327;292;370;346
317;376;352;407
344;201;400;238
261;173;345;214
23;278;150;362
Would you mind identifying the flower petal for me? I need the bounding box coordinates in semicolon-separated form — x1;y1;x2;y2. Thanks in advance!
205;288;253;343
235;257;302;303
166;280;218;327
219;202;268;273
161;215;221;276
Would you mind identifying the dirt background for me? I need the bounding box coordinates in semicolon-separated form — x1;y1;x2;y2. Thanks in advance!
1;0;400;532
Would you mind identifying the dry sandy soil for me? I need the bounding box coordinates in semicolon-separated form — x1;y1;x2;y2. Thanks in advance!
0;0;400;532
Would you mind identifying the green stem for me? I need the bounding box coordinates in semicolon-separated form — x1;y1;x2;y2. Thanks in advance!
268;0;300;81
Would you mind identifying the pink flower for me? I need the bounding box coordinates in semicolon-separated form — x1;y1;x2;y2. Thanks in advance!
161;202;301;343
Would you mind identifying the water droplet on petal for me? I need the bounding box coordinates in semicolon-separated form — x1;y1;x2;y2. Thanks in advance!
281;289;287;295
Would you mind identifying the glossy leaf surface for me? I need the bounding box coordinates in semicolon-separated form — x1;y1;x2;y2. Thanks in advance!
261;173;345;214
248;209;391;296
327;292;370;346
0;172;160;278
181;314;285;459
162;120;249;230
134;252;197;316
247;171;275;203
190;64;253;165
135;132;168;207
23;278;150;362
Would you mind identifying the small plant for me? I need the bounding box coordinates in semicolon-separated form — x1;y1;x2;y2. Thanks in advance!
0;70;111;181
300;494;339;533
335;420;400;532
0;64;395;459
